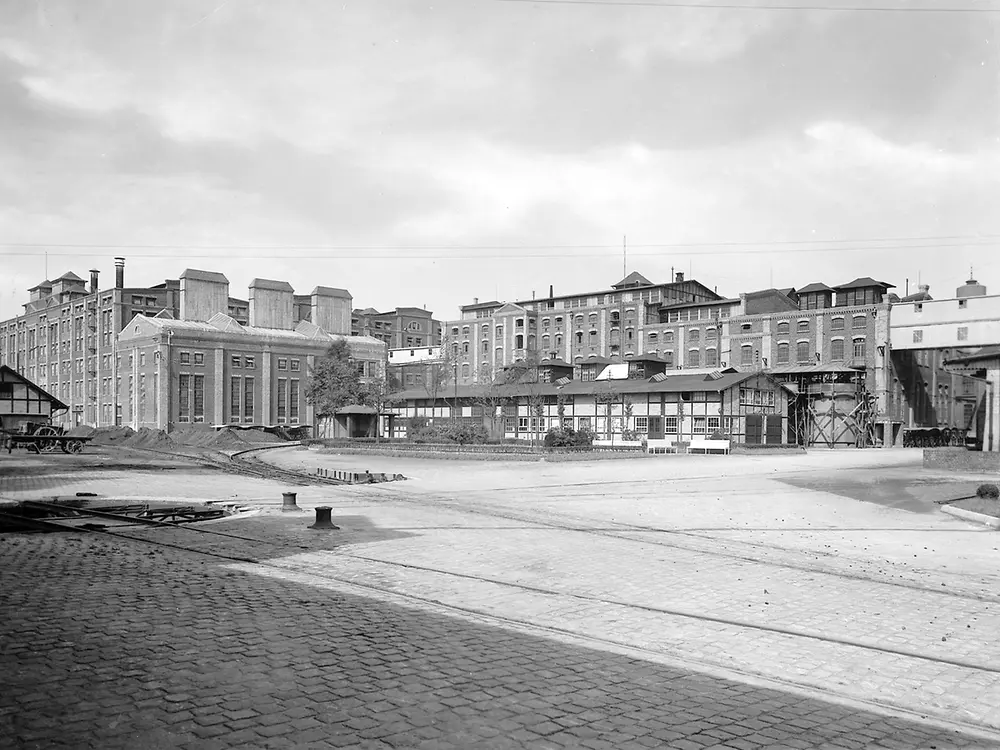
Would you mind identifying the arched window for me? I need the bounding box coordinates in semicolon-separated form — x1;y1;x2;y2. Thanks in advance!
515;334;524;349
831;339;844;360
664;331;674;344
463;342;469;354
741;344;753;366
776;342;789;364
797;320;810;332
796;341;810;362
741;323;751;332
648;332;658;344
852;315;867;330
461;363;470;378
482;340;489;354
688;329;700;344
541;335;550;348
555;334;563;347
462;325;470;335
704;348;718;367
831;317;845;331
688;349;701;367
853;337;866;357
776;321;789;335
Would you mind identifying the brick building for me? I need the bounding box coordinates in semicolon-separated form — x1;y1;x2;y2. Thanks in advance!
352;307;442;349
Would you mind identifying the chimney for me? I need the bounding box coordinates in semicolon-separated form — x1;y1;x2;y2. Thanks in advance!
549;284;554;298
675;271;685;283
89;269;100;294
249;278;295;329
473;297;479;305
114;257;125;289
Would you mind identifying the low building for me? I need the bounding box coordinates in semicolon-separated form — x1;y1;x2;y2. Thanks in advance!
385;364;791;447
0;364;68;434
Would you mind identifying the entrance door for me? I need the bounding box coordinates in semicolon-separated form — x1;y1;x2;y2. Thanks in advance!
745;414;763;445
765;415;783;445
647;416;664;440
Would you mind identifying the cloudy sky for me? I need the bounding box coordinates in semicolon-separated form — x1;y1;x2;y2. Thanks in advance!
0;0;997;322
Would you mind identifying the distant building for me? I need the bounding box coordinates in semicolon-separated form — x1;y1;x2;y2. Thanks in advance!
0;364;68;434
352;307;442;349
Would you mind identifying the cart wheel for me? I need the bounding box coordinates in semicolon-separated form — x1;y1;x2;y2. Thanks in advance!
67;440;84;454
35;426;58;453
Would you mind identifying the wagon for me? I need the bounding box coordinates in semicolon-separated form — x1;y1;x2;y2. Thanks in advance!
2;422;93;454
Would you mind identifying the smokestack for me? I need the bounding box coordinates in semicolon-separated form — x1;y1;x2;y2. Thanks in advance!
89;269;100;294
549;284;554;298
114;257;125;289
473;297;479;305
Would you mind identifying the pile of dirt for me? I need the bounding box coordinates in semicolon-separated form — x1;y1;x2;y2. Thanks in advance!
122;427;176;449
88;427;137;445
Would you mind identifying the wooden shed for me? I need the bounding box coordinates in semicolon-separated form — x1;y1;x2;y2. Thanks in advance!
0;365;69;433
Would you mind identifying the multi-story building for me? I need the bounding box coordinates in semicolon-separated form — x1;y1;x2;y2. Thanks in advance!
444;271;722;385
0;258;187;428
115;271;383;431
352;307;442;349
387;345;446;391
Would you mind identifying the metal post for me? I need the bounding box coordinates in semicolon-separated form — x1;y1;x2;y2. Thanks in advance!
309;506;339;530
281;492;300;512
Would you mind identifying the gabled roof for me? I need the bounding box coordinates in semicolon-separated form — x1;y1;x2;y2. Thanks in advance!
180;269;229;284
627;354;668;364
797;282;834;294
0;364;68;413
460;299;503;311
355;307;382;316
27;280;53;291
834;277;895;290
578;355;614;365
611;271;653;289
249;278;295;292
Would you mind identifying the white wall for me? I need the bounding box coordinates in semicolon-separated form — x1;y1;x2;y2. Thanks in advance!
890;295;1000;350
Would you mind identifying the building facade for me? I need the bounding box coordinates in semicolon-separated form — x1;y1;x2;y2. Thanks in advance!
352;307;442;349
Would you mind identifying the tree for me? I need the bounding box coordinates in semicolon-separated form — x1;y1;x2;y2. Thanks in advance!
594;381;619;442
306;339;362;416
473;364;510;439
423;344;456;421
357;378;399;443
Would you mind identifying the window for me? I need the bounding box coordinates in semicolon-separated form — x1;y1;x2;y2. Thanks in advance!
776;322;789;334
740;345;753;366
852;315;866;330
192;375;205;422
178;374;190;422
705;348;718;367
688;349;701;367
648;332;658;344
776;342;789;364
180;352;191;365
289;380;299;423
577;416;592;432
461;363;470;378
277;378;287;422
912;330;923;344
244;377;255;421
664;416;678;434
693;417;707;434
958;326;969;341
708;416;720;432
635;416;648;433
244;356;255;368
914;303;923;312
277;358;288;370
517;417;529;432
515;334;524;349
230;376;241;422
741;323;751;332
139;352;146;367
853;337;866;358
231;355;241;369
796;341;810;362
831;339;844;361
831;317;845;331
797;320;809;332
290;359;300;372
688;329;700;345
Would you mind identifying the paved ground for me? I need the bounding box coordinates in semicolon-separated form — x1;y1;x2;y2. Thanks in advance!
2;445;1000;749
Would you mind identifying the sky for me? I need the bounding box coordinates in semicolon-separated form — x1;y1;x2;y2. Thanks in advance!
0;0;998;322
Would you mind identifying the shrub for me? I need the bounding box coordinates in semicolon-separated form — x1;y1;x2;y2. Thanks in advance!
544;427;594;449
976;483;1000;499
621;429;641;442
708;430;731;441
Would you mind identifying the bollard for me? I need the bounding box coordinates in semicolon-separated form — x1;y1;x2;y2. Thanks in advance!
282;491;301;512
309;506;339;530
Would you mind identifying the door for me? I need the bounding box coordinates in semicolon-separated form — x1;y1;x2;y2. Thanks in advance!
765;415;783;444
647;416;664;440
745;413;763;445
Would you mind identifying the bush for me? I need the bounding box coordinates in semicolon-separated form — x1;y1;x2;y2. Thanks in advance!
708;430;731;441
544;427;593;449
976;483;1000;499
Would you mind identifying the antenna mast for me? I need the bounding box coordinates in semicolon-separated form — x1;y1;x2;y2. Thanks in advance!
623;235;627;278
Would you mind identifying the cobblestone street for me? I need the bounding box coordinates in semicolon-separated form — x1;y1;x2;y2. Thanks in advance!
2;446;1000;749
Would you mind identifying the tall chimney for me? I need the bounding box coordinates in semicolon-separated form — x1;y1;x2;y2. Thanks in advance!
549;284;554;298
89;269;100;294
114;257;125;289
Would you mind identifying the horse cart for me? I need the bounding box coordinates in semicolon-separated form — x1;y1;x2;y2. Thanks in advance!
2;422;92;454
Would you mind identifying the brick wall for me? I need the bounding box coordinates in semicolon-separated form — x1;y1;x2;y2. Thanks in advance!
923;448;1000;473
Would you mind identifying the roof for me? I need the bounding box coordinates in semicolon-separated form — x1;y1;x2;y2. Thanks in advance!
766;363;864;375
311;286;352;298
627;354;668;364
611;271;654;289
355;307;382;316
796;282;835;294
27;280;53;291
538;358;573;368
834;277;895;290
180;269;230;284
595;363;629;380
578;355;615;365
54;271;84;282
660;297;740;310
249;278;295;293
334;405;378;415
943;346;1000;367
459;299;503;311
0;365;69;413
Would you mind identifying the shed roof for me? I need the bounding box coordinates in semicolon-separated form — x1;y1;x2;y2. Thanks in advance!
0;365;69;413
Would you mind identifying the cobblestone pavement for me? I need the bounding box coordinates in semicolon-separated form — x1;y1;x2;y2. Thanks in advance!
2;530;997;750
3;447;1000;748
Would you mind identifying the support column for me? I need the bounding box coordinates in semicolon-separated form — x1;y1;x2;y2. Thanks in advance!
214;347;225;426
157;339;169;430
261;349;272;425
987;369;1000;453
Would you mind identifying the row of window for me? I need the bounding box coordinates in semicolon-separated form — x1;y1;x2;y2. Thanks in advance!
176;351;302;372
911;327;970;344
496;415;726;435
